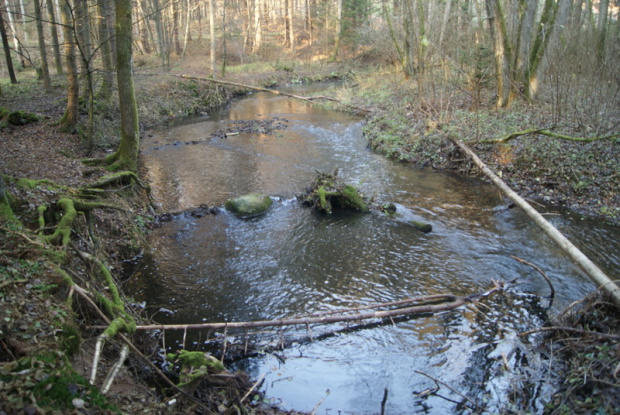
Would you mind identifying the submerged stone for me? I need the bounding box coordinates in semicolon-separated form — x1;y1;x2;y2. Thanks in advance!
225;193;273;217
410;220;432;233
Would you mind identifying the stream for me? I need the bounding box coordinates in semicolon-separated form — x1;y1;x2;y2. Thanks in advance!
127;84;620;414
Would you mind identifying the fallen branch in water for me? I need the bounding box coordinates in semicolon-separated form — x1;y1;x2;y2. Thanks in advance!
92;282;506;332
138;72;372;114
414;370;484;412
510;255;555;305
449;136;620;308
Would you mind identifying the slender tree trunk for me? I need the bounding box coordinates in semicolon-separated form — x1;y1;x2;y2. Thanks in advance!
152;0;169;69
74;0;92;104
253;0;262;54
4;0;22;68
136;0;151;53
437;0;452;51
0;7;17;83
525;0;560;99
331;0;341;61
59;0;79;132
287;0;294;53
221;0;227;76
114;0;140;172
34;0;51;91
485;0;512;108
46;0;63;74
181;0;191;57
97;0;114;100
209;0;215;77
172;0;181;55
513;0;538;93
597;0;609;61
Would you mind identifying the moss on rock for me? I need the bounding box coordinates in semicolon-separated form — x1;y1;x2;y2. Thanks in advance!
225;193;273;217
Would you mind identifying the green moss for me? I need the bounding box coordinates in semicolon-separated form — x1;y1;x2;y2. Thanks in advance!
33;368;117;412
168;350;226;388
340;185;369;212
41;198;77;247
410;220;432;233
0;107;10;118
7;110;39;125
60;324;81;357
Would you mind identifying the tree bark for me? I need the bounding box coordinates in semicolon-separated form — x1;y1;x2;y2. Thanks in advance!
208;0;215;77
449;136;620;308
34;0;51;91
97;0;114;101
46;0;63;74
59;0;79;132
0;7;17;83
485;0;512;107
331;0;341;61
114;0;140;172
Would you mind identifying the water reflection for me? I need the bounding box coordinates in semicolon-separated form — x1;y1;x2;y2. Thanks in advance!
130;85;619;413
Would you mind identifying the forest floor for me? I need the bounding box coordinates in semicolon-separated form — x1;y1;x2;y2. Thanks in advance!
1;51;619;414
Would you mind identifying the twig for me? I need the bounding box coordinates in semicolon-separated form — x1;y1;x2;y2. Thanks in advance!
380;387;389;415
309;389;330;415
518;326;620;340
414;370;484;412
0;226;46;248
240;372;267;403
510;255;555;303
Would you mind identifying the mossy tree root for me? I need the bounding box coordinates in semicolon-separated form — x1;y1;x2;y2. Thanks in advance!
38;198;125;248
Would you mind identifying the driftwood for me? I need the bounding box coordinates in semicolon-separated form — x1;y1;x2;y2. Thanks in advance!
449;136;620;308
139;72;372;114
93;284;504;332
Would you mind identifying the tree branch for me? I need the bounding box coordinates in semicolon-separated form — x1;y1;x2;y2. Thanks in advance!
477;128;618;144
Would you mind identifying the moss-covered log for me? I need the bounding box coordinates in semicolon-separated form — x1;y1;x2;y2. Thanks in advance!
299;171;370;214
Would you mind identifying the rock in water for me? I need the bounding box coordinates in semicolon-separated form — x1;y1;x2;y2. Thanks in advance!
225;193;273;218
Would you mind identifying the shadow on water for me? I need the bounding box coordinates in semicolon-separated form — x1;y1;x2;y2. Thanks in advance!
127;84;620;413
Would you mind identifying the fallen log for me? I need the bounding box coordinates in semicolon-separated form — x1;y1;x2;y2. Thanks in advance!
91;284;504;332
449;135;620;307
138;72;372;114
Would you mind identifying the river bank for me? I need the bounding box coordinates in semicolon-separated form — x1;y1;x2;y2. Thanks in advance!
1;59;619;414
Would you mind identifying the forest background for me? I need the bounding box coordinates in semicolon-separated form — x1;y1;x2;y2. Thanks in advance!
0;0;619;414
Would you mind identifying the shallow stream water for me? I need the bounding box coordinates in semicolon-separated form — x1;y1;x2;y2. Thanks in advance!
127;84;620;414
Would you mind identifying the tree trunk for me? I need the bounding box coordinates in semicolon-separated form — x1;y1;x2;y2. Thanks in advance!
513;0;538;94
151;0;169;70
97;0;114;100
525;0;560;99
331;0;341;61
137;0;151;53
172;0;181;55
114;0;140;172
0;6;17;83
181;0;191;57
208;0;215;77
46;0;63;74
437;0;452;51
253;0;262;54
485;0;512;108
287;0;295;53
3;0;21;67
597;0;609;61
59;0;79;132
34;0;51;91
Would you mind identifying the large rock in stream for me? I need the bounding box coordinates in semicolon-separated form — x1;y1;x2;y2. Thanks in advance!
225;193;273;218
